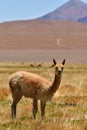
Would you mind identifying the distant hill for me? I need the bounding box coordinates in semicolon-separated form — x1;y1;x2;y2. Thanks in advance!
39;0;87;23
0;20;87;49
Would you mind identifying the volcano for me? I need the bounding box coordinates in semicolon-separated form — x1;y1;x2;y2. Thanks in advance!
39;0;87;22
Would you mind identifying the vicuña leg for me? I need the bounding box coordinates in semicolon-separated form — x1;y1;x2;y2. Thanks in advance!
41;100;46;118
32;99;38;119
11;95;22;118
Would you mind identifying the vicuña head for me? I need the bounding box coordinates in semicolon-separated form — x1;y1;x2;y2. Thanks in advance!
9;59;65;119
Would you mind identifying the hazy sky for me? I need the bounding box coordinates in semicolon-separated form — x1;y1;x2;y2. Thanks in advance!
0;0;87;22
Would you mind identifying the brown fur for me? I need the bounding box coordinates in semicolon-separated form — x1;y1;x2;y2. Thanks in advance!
9;59;65;119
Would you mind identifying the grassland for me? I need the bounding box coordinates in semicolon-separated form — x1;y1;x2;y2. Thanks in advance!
0;62;87;130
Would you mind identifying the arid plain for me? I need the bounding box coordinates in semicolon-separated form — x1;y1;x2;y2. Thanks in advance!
0;20;87;63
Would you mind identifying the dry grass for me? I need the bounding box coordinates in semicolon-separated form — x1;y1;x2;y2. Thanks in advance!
0;88;10;99
0;63;87;130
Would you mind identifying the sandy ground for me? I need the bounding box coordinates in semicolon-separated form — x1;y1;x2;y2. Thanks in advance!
0;20;87;50
0;20;87;64
0;49;87;63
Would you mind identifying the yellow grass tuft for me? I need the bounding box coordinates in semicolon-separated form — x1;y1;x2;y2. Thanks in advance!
58;84;80;97
0;87;10;99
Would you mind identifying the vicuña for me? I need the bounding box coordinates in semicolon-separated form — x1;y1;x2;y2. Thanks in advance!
9;59;65;119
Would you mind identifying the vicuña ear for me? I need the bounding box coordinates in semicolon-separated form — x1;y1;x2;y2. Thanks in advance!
62;59;66;65
53;59;57;65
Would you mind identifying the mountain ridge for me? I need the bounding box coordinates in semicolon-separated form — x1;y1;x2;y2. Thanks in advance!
78;16;87;23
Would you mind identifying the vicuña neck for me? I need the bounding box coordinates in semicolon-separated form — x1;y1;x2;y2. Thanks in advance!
49;74;62;95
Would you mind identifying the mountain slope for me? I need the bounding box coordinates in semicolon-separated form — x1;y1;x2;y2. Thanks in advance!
0;20;87;49
39;0;87;22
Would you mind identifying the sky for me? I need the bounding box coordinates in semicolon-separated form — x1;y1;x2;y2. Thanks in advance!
0;0;87;22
